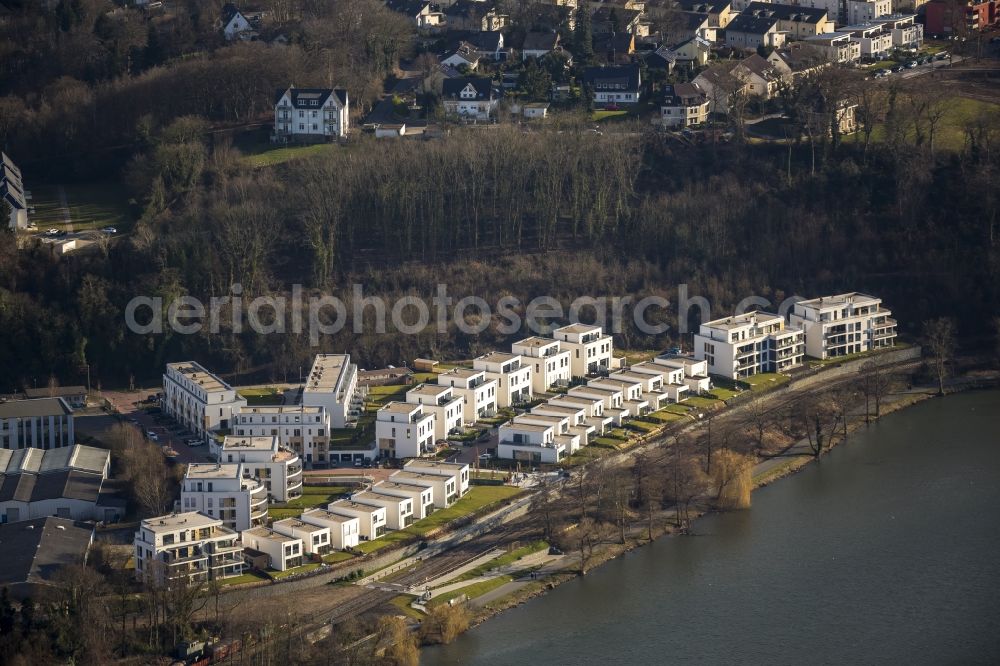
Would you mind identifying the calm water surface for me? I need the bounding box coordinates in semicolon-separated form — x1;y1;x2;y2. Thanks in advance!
423;390;1000;665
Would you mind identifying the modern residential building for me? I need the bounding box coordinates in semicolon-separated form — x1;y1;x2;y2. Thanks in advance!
629;361;691;402
529;402;596;446
0;398;75;450
403;459;471;497
299;508;361;550
790;293;897;359
694;311;805;379
744;3;834;38
375;402;436;458
653;355;713;393
350;489;414;530
546;394;614;434
874;14;924;47
660;82;711;128
581;64;643;105
240;527;304;571
841;22;895;56
552;324;615;377
724;10;785;49
134;512;244;583
473;352;533;407
0;444;123;524
512;337;572;392
388;470;459;508
301;354;363;429
327;499;387;540
2;152;28;230
441;77;500;120
609;370;673;410
273;87;349;141
233;405;327;468
218;436;303;502
847;0;893;23
677;0;736;27
163;362;246;444
567;384;629;425
405;383;464;441
497;419;565;464
587;378;650;417
0;516;94;600
272;518;333;557
372;481;435;520
436;368;498;423
803;32;862;63
179;463;268;532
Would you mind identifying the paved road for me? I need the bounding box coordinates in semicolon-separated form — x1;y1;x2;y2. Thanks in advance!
101;390;213;464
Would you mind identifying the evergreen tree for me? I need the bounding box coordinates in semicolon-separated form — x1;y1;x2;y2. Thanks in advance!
574;7;594;64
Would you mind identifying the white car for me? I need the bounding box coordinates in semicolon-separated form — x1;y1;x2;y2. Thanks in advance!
147;431;159;441
46;228;59;235
101;226;117;234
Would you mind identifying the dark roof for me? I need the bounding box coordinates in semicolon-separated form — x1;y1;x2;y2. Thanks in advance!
663;82;707;106
1;152;20;180
446;0;493;19
744;2;828;23
221;2;241;24
441;77;495;100
23;386;86;399
467;30;503;51
726;11;779;34
681;11;710;31
739;53;781;78
677;0;732;13
592;7;641;26
0;517;93;590
1;179;25;210
582;64;641;91
274;87;347;108
522;31;559;51
594;32;634;55
0;397;72;418
695;65;744;93
385;0;437;17
0;469;104;504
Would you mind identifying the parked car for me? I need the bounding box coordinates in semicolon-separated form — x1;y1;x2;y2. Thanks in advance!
187;438;204;447
905;61;917;69
46;228;59;235
101;226;117;234
147;432;159;441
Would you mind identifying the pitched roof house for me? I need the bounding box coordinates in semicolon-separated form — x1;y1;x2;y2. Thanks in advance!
441;77;500;120
220;3;265;41
273;87;349;141
582;64;643;105
660;82;710;127
522;31;561;59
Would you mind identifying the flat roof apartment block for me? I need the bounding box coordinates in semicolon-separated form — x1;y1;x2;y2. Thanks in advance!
163;362;246;443
790;292;896;359
134;512;244;583
301;354;362;428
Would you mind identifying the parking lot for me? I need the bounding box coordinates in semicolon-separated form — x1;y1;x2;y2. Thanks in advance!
101;390;214;464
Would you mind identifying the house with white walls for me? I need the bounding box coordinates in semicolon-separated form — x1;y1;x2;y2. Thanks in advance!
301;354;363;428
473;352;534;407
512;337;572;392
219;436;303;502
790;293;896;360
436;368;498;423
350;490;414;530
497;418;571;464
405;384;464;442
530;402;596;447
327;499;387;541
552;324;615;377
587;378;649;417
241;527;304;571
300;508;360;550
134;512;244;583
653;355;712;393
375;402;436;459
567;385;629;425
163;362;246;445
629;361;690;402
273;87;349;141
403;460;471;497
179;463;268;532
272;518;332;557
545;394;614;434
388;471;459;508
373;481;436;520
694;311;805;379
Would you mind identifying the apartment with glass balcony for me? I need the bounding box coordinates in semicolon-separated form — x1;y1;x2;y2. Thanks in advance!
512;337;572;392
301;353;363;428
694;311;805;380
300;508;360;550
179;463;268;532
473;351;534;407
552;324;615;377
790;292;897;359
327;499;387;540
240;527;303;571
134;512;244;583
163;362;246;444
436;368;498;424
232;405;328;468
272;518;332;557
273;87;349;140
405;384;464;441
218;436;302;502
497;419;566;464
375;402;436;459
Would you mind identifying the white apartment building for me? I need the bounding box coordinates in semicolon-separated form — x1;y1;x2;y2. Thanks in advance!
373;481;435;520
803;32;862;63
403;460;471;497
163;362;246;443
241;527;303;571
375;402;436;459
629;361;690;402
587;378;649;418
790;293;897;360
388;471;459;508
0;398;75;450
530;403;596;446
134;512;244;583
694;311;805;380
875;14;923;48
511;337;572;393
436;368;498;424
232;405;347;469
497;419;565;464
552;324;615;378
610;370;673;409
842;22;894;56
350;490;414;530
272;518;332;557
328;499;387;541
219;436;303;503
301;354;363;429
405;384;464;441
653;356;712;393
180;463;267;532
274;87;349;140
546;394;614;434
567;385;629;425
473;352;533;407
847;0;892;24
300;508;360;550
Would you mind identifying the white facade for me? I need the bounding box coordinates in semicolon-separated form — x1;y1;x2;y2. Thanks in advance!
567;385;628;425
545;394;613;434
552;324;614;377
388;471;458;508
134;512;244;583
404;459;471;496
241;527;304;571
436;368;498;423
652;356;712;393
300;508;360;550
222;10;252;40
274;88;349;140
473;352;534;407
529;403;595;447
328;499;387;541
629;361;690;402
272;518;332;556
375;402;436;459
847;0;892;23
180;463;268;532
234;405;330;469
219;436;303;502
587;378;649;418
163;362;246;443
405;384;464;441
301;353;362;428
790;293;897;360
497;419;564;464
351;490;414;530
843;23;895;56
694;311;805;380
803;32;862;63
0;398;74;450
373;481;436;520
511;337;572;392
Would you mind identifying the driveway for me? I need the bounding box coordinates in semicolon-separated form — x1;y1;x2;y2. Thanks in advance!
101;390;213;464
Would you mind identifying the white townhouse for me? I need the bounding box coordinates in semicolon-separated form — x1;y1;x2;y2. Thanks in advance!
163;362;246;444
629;361;690;403
134;512;244;583
274;87;349;141
327;499;387;541
610;370;673;410
403;460;471;497
552;324;615;378
405;383;464;441
219;436;303;503
546;394;614;435
473;352;533;407
694;311;805;380
652;355;712;393
350;490;414;530
803;32;862;63
436;368;498;424
388;470;458;508
790;293;897;360
300;508;360;550
301;354;363;428
241;527;304;571
529;402;595;447
567;385;629;425
272;518;332;557
847;0;892;23
874;14;923;48
497;419;565;464
587;378;649;418
511;337;572;393
373;481;435;520
841;22;894;57
375;402;436;459
0;398;74;450
180;463;268;532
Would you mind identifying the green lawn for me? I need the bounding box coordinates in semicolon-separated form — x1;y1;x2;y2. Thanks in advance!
647;409;684;423
859;96;999;153
708;387;740;401
562;445;613;466
28;181;132;232
685;396;724;410
626;419;658;433
428;575;512;607
620;350;658;365
219;571;269;586
592;109;628;121
268;485;351;519
389;594;425;619
322;551;355;564
744;372;791;392
241;142;334;167
453;540;548;583
238;387;284;405
270;562;321;579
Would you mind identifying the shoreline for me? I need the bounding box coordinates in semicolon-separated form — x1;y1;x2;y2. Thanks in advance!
437;378;998;642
